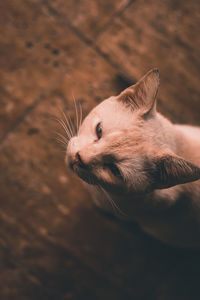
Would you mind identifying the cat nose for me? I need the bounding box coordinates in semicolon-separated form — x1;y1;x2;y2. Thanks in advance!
75;151;86;168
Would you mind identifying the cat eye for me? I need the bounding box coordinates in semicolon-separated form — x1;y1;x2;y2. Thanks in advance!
96;122;102;140
108;163;123;180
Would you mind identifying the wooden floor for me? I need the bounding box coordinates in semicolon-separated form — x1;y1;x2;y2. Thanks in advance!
0;0;200;299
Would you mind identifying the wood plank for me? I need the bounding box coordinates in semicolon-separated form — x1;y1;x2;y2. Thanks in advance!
40;0;132;40
0;0;86;141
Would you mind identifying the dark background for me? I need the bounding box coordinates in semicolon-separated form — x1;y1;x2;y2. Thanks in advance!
0;0;200;299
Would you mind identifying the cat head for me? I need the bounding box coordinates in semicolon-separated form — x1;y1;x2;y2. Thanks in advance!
66;69;200;194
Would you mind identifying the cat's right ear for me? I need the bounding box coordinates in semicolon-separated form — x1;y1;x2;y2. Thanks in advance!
149;153;200;189
117;69;160;116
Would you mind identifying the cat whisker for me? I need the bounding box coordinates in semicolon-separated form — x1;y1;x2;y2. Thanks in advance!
78;101;83;131
54;131;69;144
99;186;117;216
52;134;68;152
58;107;74;139
97;185;115;214
72;93;79;135
100;186;127;218
55;137;68;147
110;197;128;218
51;115;70;139
54;117;71;140
68;114;76;137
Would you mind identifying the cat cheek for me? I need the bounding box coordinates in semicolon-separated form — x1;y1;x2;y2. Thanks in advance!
97;168;114;184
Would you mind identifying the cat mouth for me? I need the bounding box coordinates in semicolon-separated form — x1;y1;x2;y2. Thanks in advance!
71;163;97;185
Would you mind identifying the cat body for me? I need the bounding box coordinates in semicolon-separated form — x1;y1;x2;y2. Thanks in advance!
66;69;200;248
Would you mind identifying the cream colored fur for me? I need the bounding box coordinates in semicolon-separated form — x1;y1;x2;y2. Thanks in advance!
66;69;200;248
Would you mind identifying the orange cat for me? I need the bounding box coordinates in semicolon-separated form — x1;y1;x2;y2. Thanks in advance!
66;69;200;248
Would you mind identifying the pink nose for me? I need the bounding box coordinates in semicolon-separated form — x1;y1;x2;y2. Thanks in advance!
66;137;88;169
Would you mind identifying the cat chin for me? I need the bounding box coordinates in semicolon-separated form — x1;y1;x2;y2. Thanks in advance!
73;166;124;192
72;165;97;185
73;166;145;194
78;173;97;185
72;163;146;194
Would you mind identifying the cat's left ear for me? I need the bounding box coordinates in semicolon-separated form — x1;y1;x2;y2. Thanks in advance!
149;153;200;190
118;69;160;116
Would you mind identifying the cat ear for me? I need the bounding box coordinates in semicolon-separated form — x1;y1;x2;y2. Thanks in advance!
150;153;200;189
118;68;160;115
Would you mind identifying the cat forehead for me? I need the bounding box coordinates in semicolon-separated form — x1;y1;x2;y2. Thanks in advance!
83;96;134;128
91;96;118;116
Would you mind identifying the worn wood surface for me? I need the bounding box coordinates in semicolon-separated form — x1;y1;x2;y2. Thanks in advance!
0;0;200;299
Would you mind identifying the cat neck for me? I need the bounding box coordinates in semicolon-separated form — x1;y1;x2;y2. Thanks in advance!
154;113;200;164
153;112;177;153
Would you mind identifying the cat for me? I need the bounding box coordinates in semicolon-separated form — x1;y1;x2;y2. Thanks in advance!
65;69;200;248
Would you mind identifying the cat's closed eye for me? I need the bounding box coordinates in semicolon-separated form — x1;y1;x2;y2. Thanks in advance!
96;122;102;140
107;163;123;180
